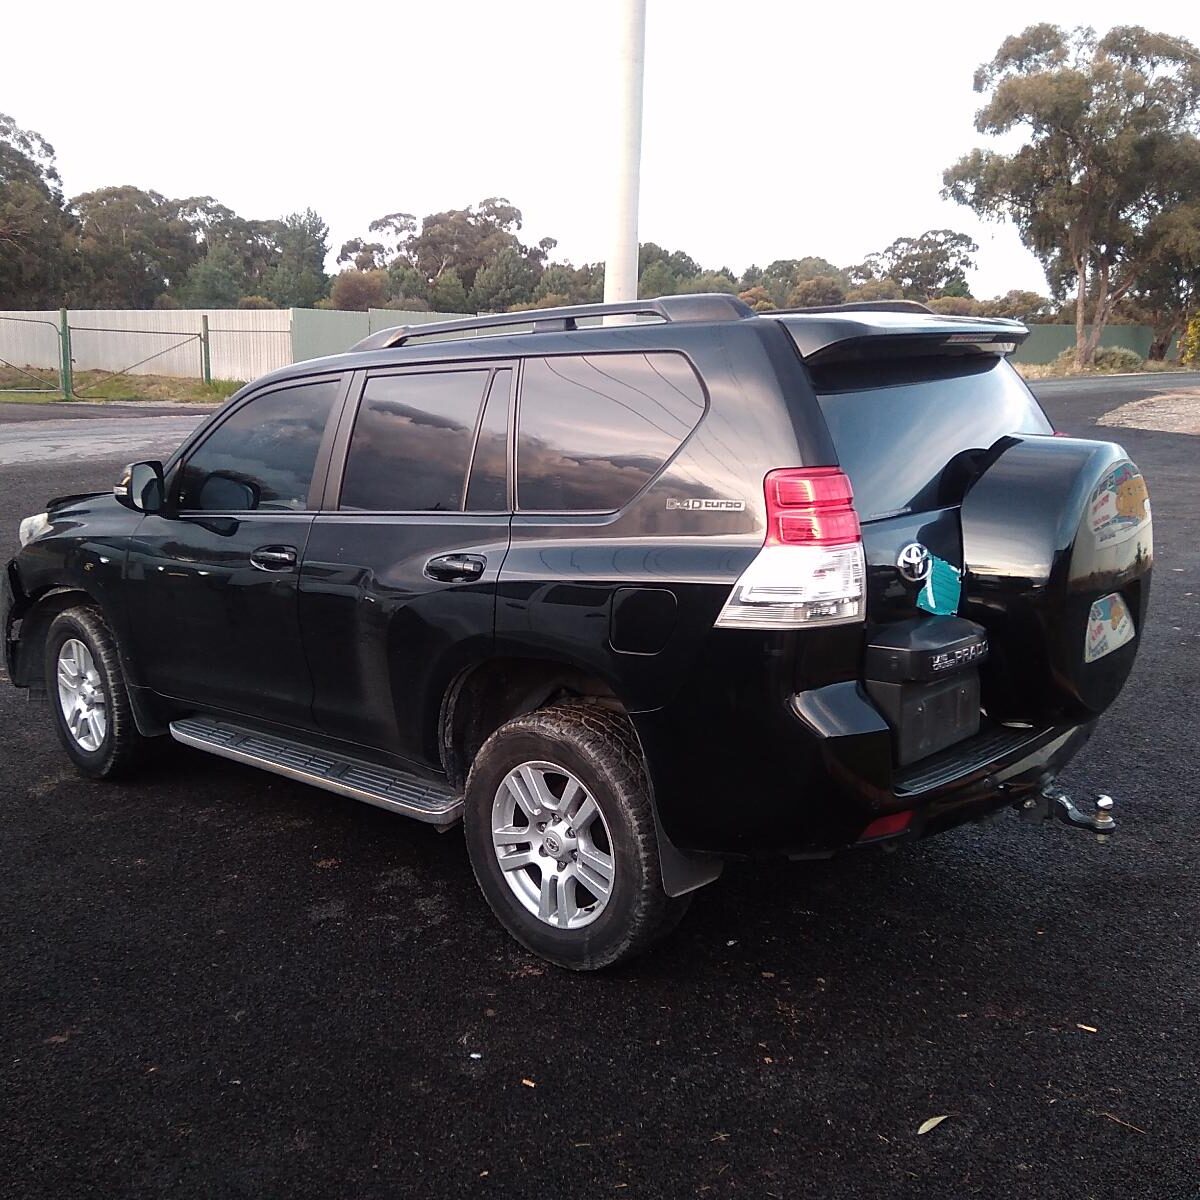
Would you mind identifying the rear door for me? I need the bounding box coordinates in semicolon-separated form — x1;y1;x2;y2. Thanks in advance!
299;363;514;766
806;353;1053;624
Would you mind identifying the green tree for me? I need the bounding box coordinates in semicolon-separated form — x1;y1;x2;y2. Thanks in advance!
429;268;469;313
472;246;539;311
943;24;1200;366
676;269;739;295
1180;312;1200;365
638;242;700;281
978;289;1054;322
72;185;200;307
637;259;677;298
386;261;429;306
927;296;983;316
786;276;847;307
0;112;75;307
179;241;247;307
738;286;776;312
845;277;904;303
534;263;580;302
855;231;978;299
328;269;388;311
758;258;849;306
262;209;329;308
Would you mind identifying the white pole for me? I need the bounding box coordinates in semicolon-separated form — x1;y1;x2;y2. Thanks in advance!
604;0;647;304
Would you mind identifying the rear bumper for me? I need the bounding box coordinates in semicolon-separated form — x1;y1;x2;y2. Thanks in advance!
634;677;1096;857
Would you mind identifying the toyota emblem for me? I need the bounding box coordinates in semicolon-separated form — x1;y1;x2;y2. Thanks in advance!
896;542;932;583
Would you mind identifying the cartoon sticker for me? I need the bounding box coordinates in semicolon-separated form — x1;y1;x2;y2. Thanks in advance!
1089;464;1150;548
1084;593;1135;663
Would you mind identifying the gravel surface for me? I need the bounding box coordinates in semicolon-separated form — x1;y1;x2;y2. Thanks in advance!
0;377;1196;1199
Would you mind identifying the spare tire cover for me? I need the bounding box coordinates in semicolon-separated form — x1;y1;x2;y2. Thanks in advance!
960;434;1152;724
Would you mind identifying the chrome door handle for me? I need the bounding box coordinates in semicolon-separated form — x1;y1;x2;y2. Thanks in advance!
425;553;486;583
250;545;298;572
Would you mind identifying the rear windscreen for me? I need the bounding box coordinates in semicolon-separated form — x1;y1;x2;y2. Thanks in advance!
809;355;1052;523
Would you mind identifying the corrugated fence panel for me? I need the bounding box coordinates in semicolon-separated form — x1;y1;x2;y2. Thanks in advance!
0;311;62;372
1011;325;1155;364
206;311;293;379
291;309;369;363
6;311;1177;381
65;310;291;380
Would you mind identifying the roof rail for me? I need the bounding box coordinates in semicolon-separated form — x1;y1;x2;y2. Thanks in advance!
774;300;935;316
350;292;754;352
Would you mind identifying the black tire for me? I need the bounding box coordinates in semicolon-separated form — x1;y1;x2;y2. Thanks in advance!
44;605;147;779
463;700;690;970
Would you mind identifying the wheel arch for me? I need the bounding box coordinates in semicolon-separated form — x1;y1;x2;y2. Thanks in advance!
11;585;166;736
441;655;722;897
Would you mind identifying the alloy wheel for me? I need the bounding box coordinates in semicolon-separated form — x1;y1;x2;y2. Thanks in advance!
56;638;108;752
491;761;616;929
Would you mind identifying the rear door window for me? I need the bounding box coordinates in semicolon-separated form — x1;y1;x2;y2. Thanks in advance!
809;356;1052;522
340;369;491;512
516;352;705;512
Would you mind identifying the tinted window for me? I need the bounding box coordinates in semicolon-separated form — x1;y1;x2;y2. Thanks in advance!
516;352;705;512
341;370;490;512
177;379;339;511
466;369;511;511
810;356;1053;523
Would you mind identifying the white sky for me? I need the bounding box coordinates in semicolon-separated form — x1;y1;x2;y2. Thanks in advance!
8;1;1200;298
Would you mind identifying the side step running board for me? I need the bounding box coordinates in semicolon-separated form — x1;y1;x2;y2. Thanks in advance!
169;716;463;827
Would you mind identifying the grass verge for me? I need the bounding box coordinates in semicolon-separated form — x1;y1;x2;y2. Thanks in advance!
0;366;242;404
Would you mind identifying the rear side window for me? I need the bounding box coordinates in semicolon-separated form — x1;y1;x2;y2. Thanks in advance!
341;369;490;512
516;352;706;512
809;356;1052;523
177;378;340;511
465;369;511;511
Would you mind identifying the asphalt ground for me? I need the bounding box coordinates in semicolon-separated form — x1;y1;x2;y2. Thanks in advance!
1;378;1197;1199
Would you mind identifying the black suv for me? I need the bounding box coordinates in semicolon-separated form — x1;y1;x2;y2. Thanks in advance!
3;294;1153;969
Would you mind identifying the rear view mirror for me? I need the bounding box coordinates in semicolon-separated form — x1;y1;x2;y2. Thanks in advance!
115;461;165;513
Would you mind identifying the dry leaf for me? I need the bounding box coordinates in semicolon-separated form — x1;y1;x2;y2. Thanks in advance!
917;1115;950;1135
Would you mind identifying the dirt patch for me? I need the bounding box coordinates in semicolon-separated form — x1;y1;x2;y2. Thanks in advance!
1096;389;1200;435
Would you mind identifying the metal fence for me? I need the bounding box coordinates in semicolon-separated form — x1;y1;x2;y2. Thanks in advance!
0;307;467;398
0;307;1180;399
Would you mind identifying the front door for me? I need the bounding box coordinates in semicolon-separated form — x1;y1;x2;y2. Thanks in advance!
299;363;514;766
123;374;344;726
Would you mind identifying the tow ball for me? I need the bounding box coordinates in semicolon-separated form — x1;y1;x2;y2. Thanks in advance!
1019;785;1116;834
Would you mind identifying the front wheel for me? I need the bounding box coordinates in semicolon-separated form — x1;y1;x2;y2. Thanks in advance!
463;701;690;970
44;605;147;778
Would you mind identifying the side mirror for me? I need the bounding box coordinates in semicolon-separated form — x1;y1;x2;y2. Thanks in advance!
115;461;165;513
197;472;260;511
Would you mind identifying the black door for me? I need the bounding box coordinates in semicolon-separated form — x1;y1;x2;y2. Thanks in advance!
123;375;344;726
299;364;513;767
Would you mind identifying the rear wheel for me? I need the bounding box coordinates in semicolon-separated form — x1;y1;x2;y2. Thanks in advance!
463;701;690;970
44;606;147;778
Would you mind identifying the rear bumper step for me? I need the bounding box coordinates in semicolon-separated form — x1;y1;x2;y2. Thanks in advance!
169;716;463;827
893;724;1050;796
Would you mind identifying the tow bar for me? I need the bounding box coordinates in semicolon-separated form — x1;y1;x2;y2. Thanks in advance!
1020;785;1116;834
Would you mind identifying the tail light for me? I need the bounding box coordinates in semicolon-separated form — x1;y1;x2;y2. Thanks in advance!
715;467;865;629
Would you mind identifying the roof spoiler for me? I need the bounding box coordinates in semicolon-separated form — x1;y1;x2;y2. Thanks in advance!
351;292;754;351
777;300;935;316
773;314;1029;363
